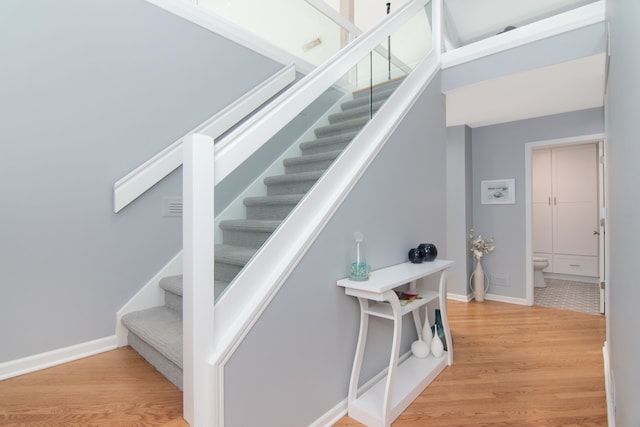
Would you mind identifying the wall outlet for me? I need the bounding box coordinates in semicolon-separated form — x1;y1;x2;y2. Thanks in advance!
491;273;509;287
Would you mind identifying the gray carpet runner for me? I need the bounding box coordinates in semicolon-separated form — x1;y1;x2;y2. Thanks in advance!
121;77;404;389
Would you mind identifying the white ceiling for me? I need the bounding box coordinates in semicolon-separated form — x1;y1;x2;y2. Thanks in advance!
445;52;607;128
443;0;597;46
441;0;605;128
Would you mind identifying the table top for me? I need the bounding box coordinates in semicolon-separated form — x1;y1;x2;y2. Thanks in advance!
337;259;454;294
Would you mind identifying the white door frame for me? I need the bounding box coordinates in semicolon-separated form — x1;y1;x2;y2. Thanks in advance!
524;133;606;307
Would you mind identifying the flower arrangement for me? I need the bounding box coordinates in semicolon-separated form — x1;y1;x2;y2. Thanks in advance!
468;229;495;259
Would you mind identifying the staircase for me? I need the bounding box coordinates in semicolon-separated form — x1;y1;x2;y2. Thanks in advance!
121;77;405;389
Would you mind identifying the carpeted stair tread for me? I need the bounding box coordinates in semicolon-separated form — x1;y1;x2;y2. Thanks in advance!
314;116;369;138
264;170;324;185
283;150;342;167
341;87;399;110
215;244;258;265
159;275;183;297
299;131;358;155
328;100;385;124
122;306;182;368
219;219;281;232
158;274;229;301
243;194;305;207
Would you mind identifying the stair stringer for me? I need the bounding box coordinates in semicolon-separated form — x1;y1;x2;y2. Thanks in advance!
209;51;440;427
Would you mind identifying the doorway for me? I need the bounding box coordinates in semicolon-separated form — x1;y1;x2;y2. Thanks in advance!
524;134;606;315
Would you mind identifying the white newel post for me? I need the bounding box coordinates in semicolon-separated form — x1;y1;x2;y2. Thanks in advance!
183;133;216;426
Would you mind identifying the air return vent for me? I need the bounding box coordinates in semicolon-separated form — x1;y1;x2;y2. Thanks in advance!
162;197;183;217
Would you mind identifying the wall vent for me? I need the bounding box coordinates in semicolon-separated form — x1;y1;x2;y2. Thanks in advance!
162;197;183;217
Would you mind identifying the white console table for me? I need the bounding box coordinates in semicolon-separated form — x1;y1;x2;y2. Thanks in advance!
337;259;454;427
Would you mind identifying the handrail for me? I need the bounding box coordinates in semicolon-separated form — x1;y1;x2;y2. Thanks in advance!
213;0;430;186
304;0;413;75
112;63;296;213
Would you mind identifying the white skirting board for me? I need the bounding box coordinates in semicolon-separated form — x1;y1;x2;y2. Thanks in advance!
484;293;529;306
603;341;615;427
0;336;117;381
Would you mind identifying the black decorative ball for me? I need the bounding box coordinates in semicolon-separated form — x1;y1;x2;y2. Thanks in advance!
408;248;424;263
417;243;438;262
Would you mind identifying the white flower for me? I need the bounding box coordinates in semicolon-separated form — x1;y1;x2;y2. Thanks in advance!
469;229;495;259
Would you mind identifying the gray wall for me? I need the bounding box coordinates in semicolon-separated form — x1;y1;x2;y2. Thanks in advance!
224;73;447;427
605;0;640;424
470;108;603;300
0;0;283;362
446;125;473;296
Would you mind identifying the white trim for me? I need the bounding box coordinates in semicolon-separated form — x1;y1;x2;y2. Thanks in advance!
182;134;216;426
143;0;313;73
113;64;296;213
447;292;472;302
0;336;117;381
524;133;605;308
484;293;529;306
304;0;362;38
212;0;431;188
115;251;184;347
603;341;615;427
211;49;439;427
441;1;605;69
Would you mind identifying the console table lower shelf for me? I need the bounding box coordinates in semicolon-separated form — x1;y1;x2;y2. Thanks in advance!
337;260;454;427
349;352;448;425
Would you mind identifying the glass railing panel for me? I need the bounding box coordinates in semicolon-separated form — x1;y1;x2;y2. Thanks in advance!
443;0;598;51
197;0;346;66
214;1;434;302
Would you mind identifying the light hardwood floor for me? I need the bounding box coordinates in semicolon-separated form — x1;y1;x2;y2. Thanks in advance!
0;301;606;426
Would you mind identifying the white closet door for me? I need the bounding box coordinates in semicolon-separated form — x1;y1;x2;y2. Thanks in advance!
532;149;553;254
552;144;599;256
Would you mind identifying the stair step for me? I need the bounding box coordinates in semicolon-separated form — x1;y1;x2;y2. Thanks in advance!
264;170;324;196
351;76;405;99
122;306;183;389
159;274;230;314
299;131;358;156
328;100;385;124
283;150;342;174
215;244;257;282
314;116;369;138
219;219;281;248
244;194;305;220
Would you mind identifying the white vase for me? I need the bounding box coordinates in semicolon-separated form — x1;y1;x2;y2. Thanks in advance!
430;326;444;357
474;256;485;302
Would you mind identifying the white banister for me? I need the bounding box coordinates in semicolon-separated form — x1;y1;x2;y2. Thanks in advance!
182;133;216;427
213;0;430;186
113;63;296;213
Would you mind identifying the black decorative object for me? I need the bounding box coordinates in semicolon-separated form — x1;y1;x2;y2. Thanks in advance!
408;248;424;263
417;243;438;262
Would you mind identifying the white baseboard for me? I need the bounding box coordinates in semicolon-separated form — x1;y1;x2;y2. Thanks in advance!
447;292;472;302
603;341;615;427
484;293;529;306
309;398;348;427
116;251;184;346
0;335;117;381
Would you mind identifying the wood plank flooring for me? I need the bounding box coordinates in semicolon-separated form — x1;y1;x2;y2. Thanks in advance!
0;301;606;426
335;300;607;426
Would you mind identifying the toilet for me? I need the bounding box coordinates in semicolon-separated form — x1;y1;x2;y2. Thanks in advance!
533;257;549;288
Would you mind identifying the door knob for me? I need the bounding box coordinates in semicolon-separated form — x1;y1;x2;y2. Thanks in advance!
593;230;600;235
